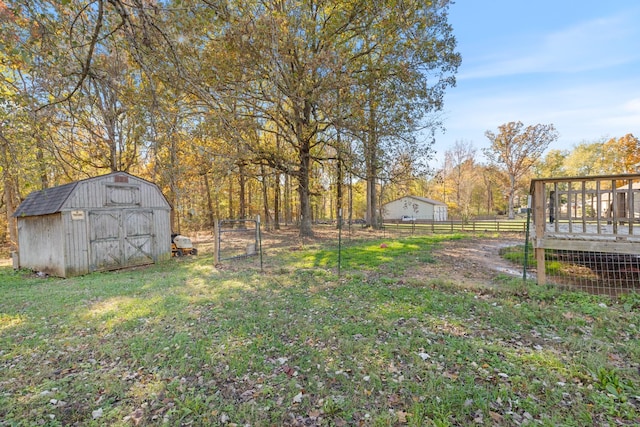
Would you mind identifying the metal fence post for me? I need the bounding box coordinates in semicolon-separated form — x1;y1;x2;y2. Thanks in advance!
257;215;263;272
338;209;342;277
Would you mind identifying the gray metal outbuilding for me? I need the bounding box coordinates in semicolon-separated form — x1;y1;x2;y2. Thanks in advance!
14;172;172;277
382;195;448;221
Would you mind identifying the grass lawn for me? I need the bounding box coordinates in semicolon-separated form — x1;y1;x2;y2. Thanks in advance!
1;233;639;426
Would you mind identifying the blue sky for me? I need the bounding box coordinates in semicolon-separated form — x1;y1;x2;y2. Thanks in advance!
433;0;640;165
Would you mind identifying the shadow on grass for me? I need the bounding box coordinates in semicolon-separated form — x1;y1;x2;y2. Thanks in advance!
291;234;465;273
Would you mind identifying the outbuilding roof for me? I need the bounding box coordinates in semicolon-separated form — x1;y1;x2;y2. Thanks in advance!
13;172;170;218
13;181;79;217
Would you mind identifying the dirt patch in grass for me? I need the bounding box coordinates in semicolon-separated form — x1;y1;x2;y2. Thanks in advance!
413;237;530;286
298;228;530;286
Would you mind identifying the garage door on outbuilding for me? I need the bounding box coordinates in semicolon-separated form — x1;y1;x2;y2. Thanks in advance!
14;172;172;277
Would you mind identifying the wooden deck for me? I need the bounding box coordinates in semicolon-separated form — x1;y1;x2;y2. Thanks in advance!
530;174;640;284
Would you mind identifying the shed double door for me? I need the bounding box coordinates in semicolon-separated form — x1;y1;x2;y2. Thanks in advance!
89;209;154;271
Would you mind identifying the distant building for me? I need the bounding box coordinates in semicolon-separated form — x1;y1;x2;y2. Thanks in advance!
382;196;448;221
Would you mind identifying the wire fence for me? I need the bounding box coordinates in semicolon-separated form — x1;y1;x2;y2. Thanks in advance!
541;249;640;297
384;218;640;297
205;215;639;297
214;219;261;263
498;242;640;297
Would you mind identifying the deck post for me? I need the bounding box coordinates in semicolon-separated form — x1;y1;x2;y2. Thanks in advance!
533;181;547;285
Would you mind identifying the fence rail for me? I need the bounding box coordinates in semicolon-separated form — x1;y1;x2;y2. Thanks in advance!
383;219;528;234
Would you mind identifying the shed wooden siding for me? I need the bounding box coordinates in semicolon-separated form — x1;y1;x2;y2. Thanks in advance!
65;177;169;210
15;172;171;277
62;210;90;277
16;214;65;277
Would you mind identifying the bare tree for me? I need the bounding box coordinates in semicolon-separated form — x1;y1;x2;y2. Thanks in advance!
483;121;558;219
444;140;476;218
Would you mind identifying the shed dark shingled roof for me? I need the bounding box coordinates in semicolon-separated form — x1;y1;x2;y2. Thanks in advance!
13;181;79;217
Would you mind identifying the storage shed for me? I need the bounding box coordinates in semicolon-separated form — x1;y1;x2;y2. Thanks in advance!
382;196;448;221
14;172;172;277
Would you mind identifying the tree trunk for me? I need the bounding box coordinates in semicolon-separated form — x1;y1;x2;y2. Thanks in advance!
169;136;179;233
508;174;516;219
273;171;281;230
238;162;246;219
297;139;313;237
348;170;353;226
247;177;253;216
365;132;380;228
298;182;313;236
203;173;215;229
0;134;18;251
3;178;17;252
260;164;271;229
364;82;381;229
228;175;234;219
104;105;118;172
284;173;291;225
214;191;220;220
35;141;49;190
336;152;343;228
484;174;493;214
